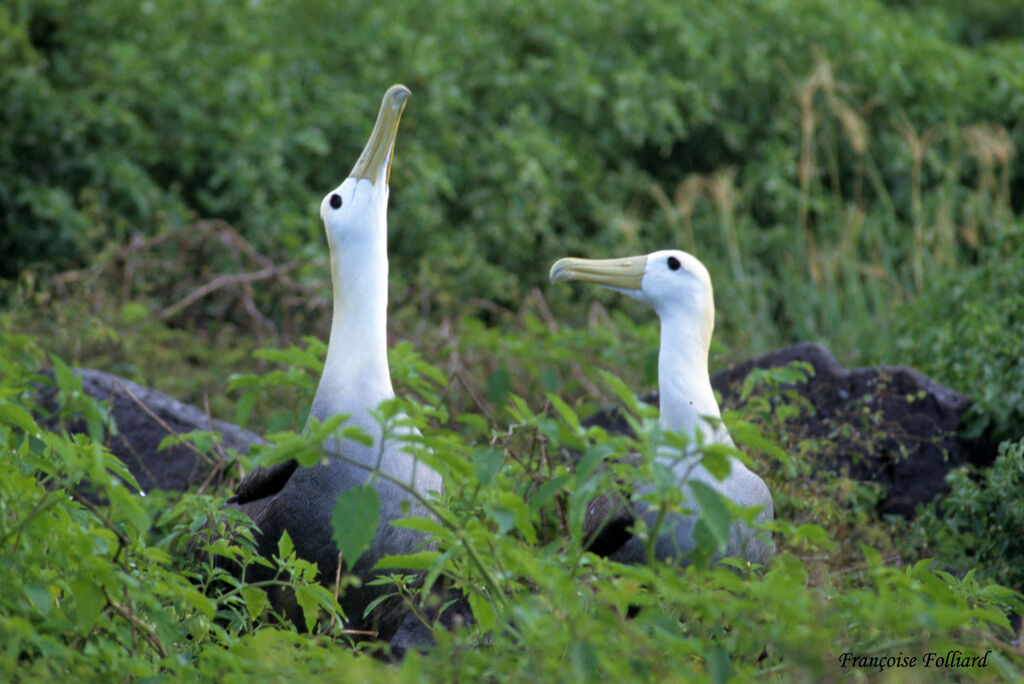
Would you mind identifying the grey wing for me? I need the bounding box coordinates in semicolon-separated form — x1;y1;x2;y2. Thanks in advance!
228;458;299;505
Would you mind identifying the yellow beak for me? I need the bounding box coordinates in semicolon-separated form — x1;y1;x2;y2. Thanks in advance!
349;84;410;185
549;255;648;290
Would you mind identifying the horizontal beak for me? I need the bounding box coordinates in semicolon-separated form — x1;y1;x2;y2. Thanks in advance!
549;255;648;290
349;84;410;185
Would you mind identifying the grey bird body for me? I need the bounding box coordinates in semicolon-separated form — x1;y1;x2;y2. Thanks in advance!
224;86;441;640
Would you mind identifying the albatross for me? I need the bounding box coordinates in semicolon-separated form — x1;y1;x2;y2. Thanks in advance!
550;249;773;565
224;85;442;639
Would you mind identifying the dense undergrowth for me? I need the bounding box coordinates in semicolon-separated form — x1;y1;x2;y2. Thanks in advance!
3;0;1024;681
2;332;1023;682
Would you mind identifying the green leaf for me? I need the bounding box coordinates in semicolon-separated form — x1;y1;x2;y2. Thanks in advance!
236;391;257;428
51;354;76;394
240;586;269;620
729;420;788;462
331;485;381;567
340;425;374;447
699;444;734;481
467;590;497;635
528;474;570;514
472;446;504;486
596;369;640;416
792;523;838;551
23;583;52;615
70;578;105;630
277;530;295;560
487;368;511;408
570;640;598;681
390;516;447;537
545;392;581;433
374;551;441;571
293;585;320;633
362;591;397;619
485;503;517;535
0;400;39;434
575;444;614;482
689;481;732;550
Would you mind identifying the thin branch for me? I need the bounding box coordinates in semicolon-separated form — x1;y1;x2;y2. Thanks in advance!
159;262;299;321
114;379;215;468
104;588;167;659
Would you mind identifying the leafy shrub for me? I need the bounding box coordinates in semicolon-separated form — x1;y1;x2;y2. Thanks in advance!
3;0;1023;321
894;231;1024;442
3;329;1024;681
0;333;349;681
911;438;1024;593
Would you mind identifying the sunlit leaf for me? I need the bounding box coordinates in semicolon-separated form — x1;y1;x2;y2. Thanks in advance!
331;485;381;568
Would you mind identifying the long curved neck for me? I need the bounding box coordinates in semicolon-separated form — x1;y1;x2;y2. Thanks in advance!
310;233;394;425
656;309;728;444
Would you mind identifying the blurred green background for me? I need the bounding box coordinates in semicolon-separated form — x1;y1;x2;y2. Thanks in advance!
2;0;1022;437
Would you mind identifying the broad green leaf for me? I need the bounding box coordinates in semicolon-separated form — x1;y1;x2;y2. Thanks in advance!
699;444;734;481
236;391;257;428
545;392;581;433
467;590;496;635
486;368;511;408
390;516;447;537
528;474;570;514
331;485;381;568
729;420;788;461
51;354;76;394
240;586;269;620
23;584;52;615
277;530;295;560
293;585;320;633
0;401;39;434
596;369;640;417
70;578;105;630
373;550;441;571
362;591;397;618
472;446;504;485
689;481;732;549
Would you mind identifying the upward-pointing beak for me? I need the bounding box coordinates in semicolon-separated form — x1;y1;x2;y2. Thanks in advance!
549;255;648;290
349;84;410;185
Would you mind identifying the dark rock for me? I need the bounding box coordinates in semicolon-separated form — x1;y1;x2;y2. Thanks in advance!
36;368;264;493
586;343;995;516
713;343;995;515
388;583;475;657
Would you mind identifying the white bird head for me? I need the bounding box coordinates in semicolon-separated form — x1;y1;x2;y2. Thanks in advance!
319;85;410;254
550;249;716;352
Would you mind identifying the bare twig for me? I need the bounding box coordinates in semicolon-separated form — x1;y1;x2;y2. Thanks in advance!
114;379;216;468
103;587;168;659
159;262;299;321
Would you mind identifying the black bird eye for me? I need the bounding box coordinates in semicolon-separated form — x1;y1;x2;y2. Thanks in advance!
329;194;342;209
667;256;681;271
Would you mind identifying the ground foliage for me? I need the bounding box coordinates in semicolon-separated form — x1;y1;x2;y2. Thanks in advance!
2;333;1023;682
910;437;1024;596
3;0;1024;681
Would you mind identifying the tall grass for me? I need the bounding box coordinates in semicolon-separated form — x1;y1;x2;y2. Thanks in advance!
648;54;1016;368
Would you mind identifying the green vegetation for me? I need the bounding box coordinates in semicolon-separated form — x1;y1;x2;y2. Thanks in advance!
912;438;1024;594
2;0;1023;681
3;335;1023;681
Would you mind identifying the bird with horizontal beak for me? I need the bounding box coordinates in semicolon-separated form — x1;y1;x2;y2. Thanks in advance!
224;85;442;640
550;249;773;565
